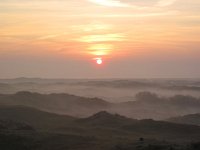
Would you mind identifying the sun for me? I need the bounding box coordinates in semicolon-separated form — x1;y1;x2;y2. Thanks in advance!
96;58;103;65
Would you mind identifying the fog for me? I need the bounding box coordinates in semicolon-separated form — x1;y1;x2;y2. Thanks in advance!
0;78;200;103
0;78;200;120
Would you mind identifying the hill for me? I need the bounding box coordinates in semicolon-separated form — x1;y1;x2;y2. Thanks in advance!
0;105;76;130
1;107;200;149
76;111;137;128
167;113;200;126
114;92;200;119
75;111;200;141
0;119;34;131
0;91;111;117
1;91;200;120
1;106;200;141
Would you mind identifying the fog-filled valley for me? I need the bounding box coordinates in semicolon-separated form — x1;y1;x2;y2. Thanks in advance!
1;78;200;149
1;78;200;102
1;91;200;120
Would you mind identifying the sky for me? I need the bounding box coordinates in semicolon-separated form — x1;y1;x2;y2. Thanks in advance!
0;0;200;78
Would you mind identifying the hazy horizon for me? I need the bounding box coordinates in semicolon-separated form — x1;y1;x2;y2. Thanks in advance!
1;77;200;80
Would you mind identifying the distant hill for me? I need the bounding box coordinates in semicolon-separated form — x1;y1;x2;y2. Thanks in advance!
167;113;200;126
114;92;200;119
0;77;74;84
75;79;200;91
0;91;111;117
0;105;76;130
0;83;14;94
76;80;158;88
1;91;200;119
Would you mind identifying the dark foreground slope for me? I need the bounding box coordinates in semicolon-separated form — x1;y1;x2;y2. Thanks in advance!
1;106;200;149
1;105;200;141
75;111;200;142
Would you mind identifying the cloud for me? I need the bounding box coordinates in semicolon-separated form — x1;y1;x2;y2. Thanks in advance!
156;0;177;7
88;0;177;8
88;0;131;7
71;22;112;32
77;34;126;43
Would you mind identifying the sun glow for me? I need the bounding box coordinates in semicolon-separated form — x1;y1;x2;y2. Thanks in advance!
88;44;113;56
78;34;126;43
96;58;103;65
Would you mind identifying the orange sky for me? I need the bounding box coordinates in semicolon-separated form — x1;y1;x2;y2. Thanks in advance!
0;0;200;78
